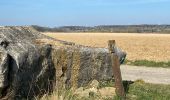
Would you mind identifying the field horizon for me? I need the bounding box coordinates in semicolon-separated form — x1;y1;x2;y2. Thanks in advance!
43;32;170;62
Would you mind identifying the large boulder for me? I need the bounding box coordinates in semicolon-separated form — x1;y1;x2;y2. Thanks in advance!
0;26;126;99
0;48;9;93
0;27;56;99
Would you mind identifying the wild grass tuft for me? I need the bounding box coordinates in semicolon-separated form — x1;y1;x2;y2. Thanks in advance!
127;81;170;100
125;60;170;68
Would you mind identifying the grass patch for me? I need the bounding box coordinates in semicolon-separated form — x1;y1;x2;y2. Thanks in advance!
98;79;170;100
40;88;78;100
126;81;170;100
40;80;170;100
99;80;170;100
125;60;170;68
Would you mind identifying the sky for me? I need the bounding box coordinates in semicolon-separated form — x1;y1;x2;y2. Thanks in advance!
0;0;170;27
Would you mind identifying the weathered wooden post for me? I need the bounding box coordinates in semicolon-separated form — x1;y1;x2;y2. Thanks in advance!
108;40;125;99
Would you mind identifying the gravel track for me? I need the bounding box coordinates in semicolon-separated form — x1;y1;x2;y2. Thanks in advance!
121;65;170;84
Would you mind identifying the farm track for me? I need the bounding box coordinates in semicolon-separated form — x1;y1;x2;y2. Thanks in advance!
121;65;170;84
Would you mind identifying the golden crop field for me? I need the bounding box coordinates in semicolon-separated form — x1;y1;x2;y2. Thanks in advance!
43;32;170;62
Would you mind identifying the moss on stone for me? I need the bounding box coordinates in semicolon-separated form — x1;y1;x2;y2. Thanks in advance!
71;49;81;89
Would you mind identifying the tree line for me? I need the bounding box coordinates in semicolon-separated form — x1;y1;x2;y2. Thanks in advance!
32;25;170;33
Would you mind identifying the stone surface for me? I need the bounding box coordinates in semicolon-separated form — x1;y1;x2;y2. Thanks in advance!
0;48;9;94
99;87;116;97
0;26;126;99
0;27;56;99
88;80;99;88
73;80;116;99
74;87;99;98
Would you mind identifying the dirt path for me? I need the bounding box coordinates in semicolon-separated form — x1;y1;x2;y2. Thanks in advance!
120;65;170;84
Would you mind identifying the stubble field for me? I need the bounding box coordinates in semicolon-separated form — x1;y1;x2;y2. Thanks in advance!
43;32;170;62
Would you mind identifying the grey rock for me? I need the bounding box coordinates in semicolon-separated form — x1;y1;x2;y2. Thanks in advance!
89;80;99;88
0;27;56;99
0;26;126;99
74;87;99;98
98;87;116;98
0;48;9;90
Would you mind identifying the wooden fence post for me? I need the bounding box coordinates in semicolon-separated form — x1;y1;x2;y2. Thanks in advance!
108;40;125;99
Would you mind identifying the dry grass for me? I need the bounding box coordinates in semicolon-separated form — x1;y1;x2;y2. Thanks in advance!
34;39;64;47
43;32;170;62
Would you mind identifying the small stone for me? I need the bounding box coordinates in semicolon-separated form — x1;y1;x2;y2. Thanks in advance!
74;87;99;98
74;87;84;94
89;80;99;88
99;87;116;97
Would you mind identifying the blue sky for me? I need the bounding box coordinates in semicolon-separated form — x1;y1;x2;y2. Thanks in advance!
0;0;170;27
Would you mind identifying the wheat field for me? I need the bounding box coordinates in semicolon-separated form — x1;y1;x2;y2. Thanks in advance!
43;32;170;62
